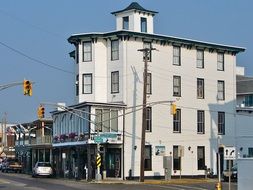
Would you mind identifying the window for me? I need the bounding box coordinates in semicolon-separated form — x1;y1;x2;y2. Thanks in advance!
218;112;225;135
111;110;118;132
197;78;204;99
123;16;129;30
143;42;151;62
173;46;181;66
76;44;79;64
197;110;205;134
111;71;119;93
144;145;152;171
146;107;152;132
147;73;152;94
248;148;253;157
83;41;92;62
82;74;92;94
245;95;253;106
217;53;224;71
111;40;119;60
197;49;204;68
173;109;181;133
197;146;205;170
76;75;79;96
173;146;181;170
173;76;181;96
217;80;225;100
95;109;102;132
141;17;147;33
95;109;119;132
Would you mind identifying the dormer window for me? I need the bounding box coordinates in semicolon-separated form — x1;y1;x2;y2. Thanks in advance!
123;16;129;30
141;17;147;33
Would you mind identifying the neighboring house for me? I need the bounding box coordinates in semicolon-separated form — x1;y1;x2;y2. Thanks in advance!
14;119;53;174
0;123;16;159
53;2;245;179
236;68;253;158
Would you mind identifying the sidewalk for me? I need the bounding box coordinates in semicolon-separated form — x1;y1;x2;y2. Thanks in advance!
87;178;217;185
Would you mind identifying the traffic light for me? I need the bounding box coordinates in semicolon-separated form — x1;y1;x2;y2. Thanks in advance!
37;105;45;119
23;80;32;96
171;103;177;115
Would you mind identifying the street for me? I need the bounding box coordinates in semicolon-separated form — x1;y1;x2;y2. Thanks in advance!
0;172;237;190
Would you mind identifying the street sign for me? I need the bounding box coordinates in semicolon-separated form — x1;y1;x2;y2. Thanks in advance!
94;136;104;143
224;147;236;160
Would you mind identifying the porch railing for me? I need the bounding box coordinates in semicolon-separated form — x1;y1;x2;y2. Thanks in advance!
30;135;52;145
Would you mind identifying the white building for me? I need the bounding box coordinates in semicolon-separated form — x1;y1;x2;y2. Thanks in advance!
236;68;253;159
53;2;245;179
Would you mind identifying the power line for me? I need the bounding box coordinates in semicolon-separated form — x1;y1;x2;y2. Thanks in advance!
0;41;74;75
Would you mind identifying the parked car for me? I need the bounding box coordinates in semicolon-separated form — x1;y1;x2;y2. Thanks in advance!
223;164;237;182
32;162;53;177
1;158;22;173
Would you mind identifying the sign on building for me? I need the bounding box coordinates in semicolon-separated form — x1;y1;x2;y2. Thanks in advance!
224;147;236;160
155;145;165;156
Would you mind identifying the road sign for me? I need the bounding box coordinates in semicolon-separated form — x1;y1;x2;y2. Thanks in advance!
94;136;104;143
224;147;236;160
96;153;101;168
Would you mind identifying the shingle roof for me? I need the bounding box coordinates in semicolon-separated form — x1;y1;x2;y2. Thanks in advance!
237;75;253;94
111;2;158;15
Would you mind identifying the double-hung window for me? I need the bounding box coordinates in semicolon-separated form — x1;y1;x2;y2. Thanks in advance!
146;107;152;132
173;145;181;170
217;80;225;100
141;17;147;33
111;71;119;93
218;112;225;135
147;73;152;94
144;145;152;170
197;146;205;170
217;53;224;71
111;40;119;60
122;16;129;30
197;110;205;134
197;49;204;68
173;109;181;133
173;76;181;97
82;74;92;94
197;78;204;99
173;46;181;66
83;41;92;62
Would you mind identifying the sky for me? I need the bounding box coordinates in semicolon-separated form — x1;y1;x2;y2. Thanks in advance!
0;0;252;124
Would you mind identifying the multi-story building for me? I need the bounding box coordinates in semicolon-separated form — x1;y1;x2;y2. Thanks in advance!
236;67;253;158
53;2;245;179
14;119;53;174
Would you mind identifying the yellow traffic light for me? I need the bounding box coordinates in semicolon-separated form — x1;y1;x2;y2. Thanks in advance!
171;103;177;115
23;80;32;96
37;105;45;119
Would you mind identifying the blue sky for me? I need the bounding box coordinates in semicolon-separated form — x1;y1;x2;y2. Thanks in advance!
0;0;252;123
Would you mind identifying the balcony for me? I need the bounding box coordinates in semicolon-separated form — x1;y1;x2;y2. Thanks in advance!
30;135;52;145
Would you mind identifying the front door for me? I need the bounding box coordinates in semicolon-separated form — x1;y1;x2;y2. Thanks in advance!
106;148;121;178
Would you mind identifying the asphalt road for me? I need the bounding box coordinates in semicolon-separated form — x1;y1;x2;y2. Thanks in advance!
0;172;237;190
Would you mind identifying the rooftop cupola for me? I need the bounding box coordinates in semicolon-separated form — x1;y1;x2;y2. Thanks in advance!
111;2;158;34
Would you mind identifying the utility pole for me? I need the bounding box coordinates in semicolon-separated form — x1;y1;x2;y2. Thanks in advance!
138;46;156;182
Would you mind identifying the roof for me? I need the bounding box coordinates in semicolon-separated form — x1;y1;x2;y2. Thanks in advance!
51;101;127;115
237;75;253;94
111;2;158;15
68;30;245;55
